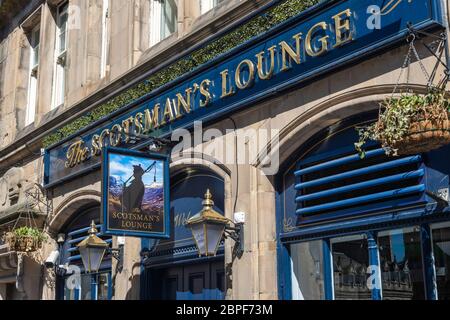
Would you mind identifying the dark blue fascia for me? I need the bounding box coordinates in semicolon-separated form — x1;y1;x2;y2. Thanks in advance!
44;0;445;188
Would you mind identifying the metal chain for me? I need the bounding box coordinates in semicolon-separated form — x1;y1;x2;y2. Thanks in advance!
391;33;439;100
411;40;432;87
391;40;414;98
11;188;39;232
381;42;414;120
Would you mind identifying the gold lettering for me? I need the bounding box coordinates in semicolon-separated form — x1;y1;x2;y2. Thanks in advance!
143;104;160;133
199;79;212;107
220;70;235;98
99;128;110;148
65;140;90;168
235;59;255;90
109;124;122;147
160;98;175;125
121;116;134;143
175;88;192;118
91;134;101;156
256;45;276;80
333;9;353;48
134;112;144;136
306;22;329;57
279;33;303;72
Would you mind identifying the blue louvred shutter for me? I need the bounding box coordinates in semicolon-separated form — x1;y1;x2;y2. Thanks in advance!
295;147;426;223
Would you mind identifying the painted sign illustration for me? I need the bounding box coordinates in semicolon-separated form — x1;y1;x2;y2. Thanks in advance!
102;147;170;238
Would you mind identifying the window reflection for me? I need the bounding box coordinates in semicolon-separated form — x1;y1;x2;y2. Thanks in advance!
80;274;92;300
291;241;325;300
64;272;111;300
97;273;110;300
332;235;371;300
432;222;450;300
378;227;425;300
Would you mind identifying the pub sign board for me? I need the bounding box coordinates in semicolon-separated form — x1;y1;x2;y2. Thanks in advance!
101;147;170;238
44;0;444;187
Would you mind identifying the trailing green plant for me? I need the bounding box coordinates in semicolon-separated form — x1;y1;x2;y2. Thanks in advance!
42;0;321;148
11;226;47;243
355;88;450;158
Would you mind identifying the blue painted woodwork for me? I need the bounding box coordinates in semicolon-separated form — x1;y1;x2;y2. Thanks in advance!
141;168;225;300
323;239;334;300
277;111;450;300
294;148;386;176
421;224;438;300
295;155;422;190
142;168;225;266
295;170;425;203
367;232;382;300
296;184;426;215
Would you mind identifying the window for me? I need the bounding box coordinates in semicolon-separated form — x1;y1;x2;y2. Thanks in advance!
431;222;450;300
149;0;177;47
100;0;110;78
200;0;224;15
52;2;68;109
290;241;325;300
378;227;425;300
25;24;40;126
331;234;371;300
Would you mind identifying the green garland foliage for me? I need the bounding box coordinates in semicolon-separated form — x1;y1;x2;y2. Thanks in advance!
42;0;321;148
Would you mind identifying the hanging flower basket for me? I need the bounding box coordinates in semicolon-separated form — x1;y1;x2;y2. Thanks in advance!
355;89;450;158
4;227;46;253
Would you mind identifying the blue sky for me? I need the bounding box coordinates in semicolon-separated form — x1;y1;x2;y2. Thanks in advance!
109;153;164;186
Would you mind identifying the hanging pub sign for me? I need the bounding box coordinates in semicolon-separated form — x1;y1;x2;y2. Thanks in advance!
101;147;170;238
44;0;444;187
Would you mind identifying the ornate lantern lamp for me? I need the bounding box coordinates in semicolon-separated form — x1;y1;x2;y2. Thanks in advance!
77;221;109;273
186;189;243;257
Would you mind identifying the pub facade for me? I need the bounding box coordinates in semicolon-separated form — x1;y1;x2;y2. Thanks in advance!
1;0;450;300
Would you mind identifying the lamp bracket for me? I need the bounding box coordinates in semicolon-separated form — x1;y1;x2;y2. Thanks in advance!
55;265;67;277
224;223;244;257
122;131;178;151
108;245;124;273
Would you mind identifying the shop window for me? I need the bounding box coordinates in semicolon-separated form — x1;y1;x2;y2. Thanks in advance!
78;273;93;300
25;24;40;126
200;0;224;15
431;222;450;300
378;227;425;300
96;272;111;300
331;235;371;300
290;240;325;300
149;0;177;47
51;1;68;109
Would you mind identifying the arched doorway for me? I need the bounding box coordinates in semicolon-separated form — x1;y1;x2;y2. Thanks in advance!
56;204;112;300
277;110;450;300
141;167;226;300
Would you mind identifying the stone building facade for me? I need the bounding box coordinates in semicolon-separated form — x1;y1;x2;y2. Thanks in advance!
1;0;450;300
